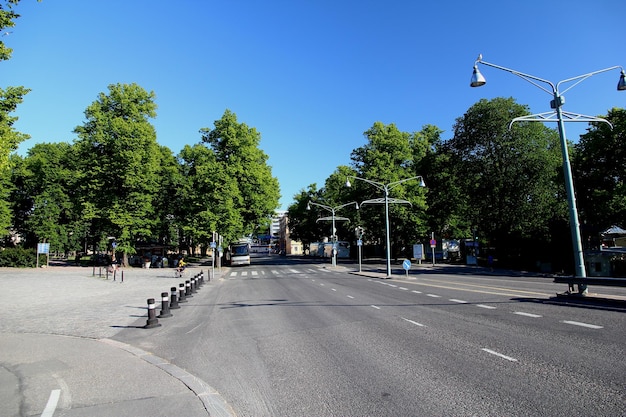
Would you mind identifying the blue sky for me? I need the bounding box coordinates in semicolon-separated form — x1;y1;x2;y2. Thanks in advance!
5;0;625;210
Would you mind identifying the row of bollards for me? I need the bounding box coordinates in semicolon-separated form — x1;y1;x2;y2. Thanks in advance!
144;270;207;329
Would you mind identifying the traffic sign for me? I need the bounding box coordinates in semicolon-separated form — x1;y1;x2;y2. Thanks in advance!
402;259;411;270
429;239;436;248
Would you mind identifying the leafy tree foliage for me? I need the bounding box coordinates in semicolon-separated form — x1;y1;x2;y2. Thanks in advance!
73;83;161;262
573;108;626;242
9;143;82;253
200;110;280;243
0;0;38;235
447;97;566;266
349;122;429;257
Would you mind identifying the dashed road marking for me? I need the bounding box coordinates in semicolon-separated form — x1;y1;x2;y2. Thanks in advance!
482;348;518;362
562;320;603;329
514;311;542;318
401;317;425;327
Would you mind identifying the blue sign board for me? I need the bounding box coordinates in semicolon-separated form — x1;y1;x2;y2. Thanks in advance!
402;259;411;270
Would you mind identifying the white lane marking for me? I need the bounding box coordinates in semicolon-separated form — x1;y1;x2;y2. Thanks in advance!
401;317;425;327
320;283;325;286
477;304;497;309
331;288;337;291
251;271;258;276
562;320;603;329
399;287;408;291
426;294;441;298
514;311;542;318
482;348;518;362
388;284;398;287
241;271;248;276
371;305;381;310
450;299;468;304
411;290;422;294
272;270;279;274
289;269;300;273
229;272;237;277
41;389;61;417
347;295;354;299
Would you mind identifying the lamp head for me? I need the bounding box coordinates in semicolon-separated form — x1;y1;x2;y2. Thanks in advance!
355;202;360;210
618;70;626;91
306;202;311;210
418;177;426;188
345;178;351;187
470;65;486;87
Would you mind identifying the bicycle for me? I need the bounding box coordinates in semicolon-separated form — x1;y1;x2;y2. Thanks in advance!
173;267;188;278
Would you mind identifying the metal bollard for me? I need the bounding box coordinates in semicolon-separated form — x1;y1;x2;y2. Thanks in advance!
191;277;197;293
143;298;162;329
169;287;180;309
179;283;187;303
198;272;204;286
158;292;172;318
185;280;193;298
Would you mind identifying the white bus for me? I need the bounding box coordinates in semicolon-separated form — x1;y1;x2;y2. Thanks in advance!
225;242;251;266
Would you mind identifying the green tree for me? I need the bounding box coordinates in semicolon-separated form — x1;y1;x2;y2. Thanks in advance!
200;110;280;241
0;0;39;237
448;97;566;267
286;184;323;246
349;122;429;258
573;107;626;243
177;143;243;252
73;83;160;264
10;142;81;253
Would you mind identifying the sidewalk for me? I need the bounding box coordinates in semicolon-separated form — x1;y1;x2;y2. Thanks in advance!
0;265;234;417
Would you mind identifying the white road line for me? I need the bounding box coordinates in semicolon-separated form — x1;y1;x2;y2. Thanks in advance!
371;305;381;309
449;299;467;304
320;283;325;286
241;271;248;276
347;295;354;299
401;317;425;327
562;320;603;329
289;269;300;273
331;288;337;291
426;294;441;298
411;290;422;294
514;311;542;318
388;284;398;287
251;271;258;276
41;389;61;417
229;272;237;277
272;270;279;274
476;304;497;309
482;348;518;362
399;287;408;291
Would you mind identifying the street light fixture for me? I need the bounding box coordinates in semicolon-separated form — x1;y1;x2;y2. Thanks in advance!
470;55;626;293
346;175;426;278
307;201;359;267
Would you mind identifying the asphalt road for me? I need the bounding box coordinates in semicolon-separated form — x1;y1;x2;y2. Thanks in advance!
113;257;626;417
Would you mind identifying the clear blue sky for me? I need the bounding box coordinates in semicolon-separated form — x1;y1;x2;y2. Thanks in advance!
6;0;625;210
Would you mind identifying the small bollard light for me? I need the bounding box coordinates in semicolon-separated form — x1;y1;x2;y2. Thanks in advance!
158;292;172;318
169;287;180;309
179;283;187;303
143;298;161;329
185;280;193;298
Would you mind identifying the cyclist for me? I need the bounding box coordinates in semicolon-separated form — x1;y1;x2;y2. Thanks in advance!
176;257;187;275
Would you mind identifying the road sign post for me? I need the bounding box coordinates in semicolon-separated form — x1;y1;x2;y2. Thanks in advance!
402;259;411;278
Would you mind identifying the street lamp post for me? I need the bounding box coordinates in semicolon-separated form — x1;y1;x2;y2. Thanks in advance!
471;55;626;293
346;175;426;278
307;201;359;267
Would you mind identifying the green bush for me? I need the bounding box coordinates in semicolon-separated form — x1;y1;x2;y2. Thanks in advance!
0;247;37;267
